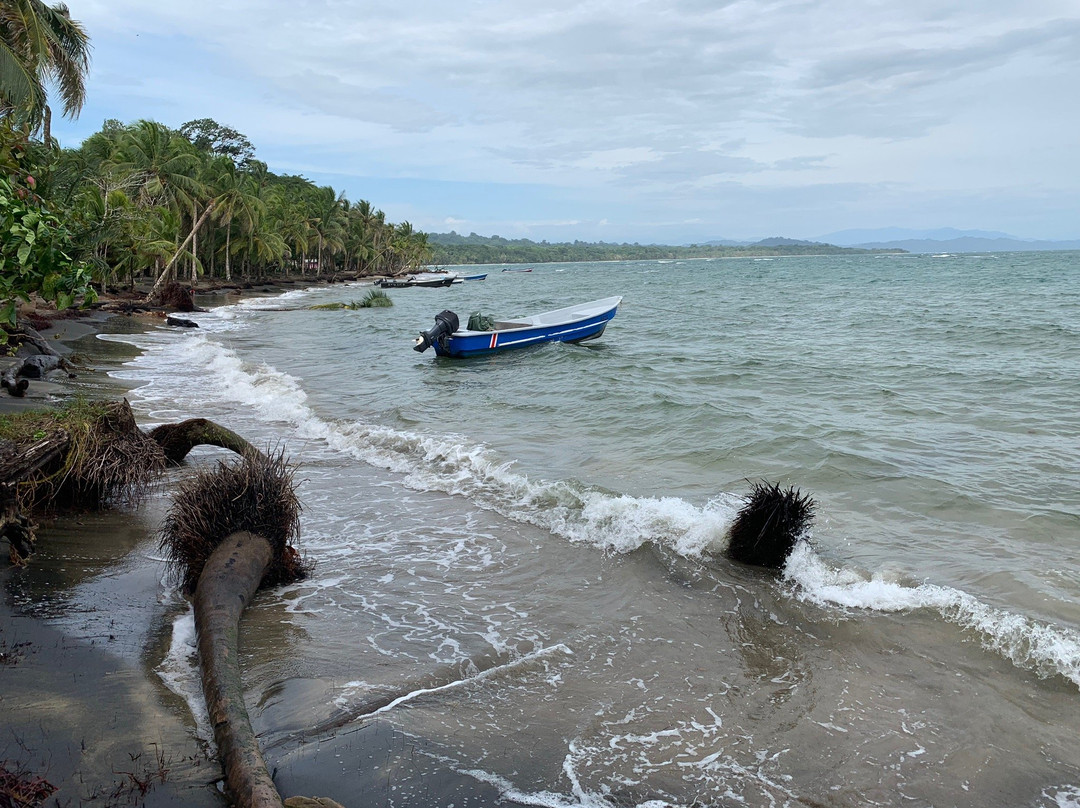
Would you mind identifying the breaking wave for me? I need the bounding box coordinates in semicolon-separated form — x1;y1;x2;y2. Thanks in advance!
104;316;1080;691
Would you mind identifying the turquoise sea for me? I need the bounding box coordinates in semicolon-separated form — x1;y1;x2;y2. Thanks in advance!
43;253;1080;805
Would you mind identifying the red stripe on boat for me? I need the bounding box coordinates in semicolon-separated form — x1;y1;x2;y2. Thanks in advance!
489;333;498;349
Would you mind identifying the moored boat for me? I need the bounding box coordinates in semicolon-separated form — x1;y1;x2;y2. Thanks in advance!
413;296;622;358
378;271;459;288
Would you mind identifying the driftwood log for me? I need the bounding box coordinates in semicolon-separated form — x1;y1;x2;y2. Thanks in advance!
148;418;258;464
0;368;29;396
2;355;75;397
12;321;60;357
2;320;76;397
194;531;284;808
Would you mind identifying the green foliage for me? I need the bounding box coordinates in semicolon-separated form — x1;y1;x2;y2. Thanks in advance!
359;288;392;307
0;396;109;441
308;289;393;309
178;118;255;165
0;164;96;328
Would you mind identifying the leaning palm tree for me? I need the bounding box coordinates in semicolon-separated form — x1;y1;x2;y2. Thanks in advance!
0;0;90;143
206;156;262;280
110;121;207;288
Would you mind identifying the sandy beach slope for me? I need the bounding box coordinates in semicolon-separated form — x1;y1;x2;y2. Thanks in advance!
1;309;229;805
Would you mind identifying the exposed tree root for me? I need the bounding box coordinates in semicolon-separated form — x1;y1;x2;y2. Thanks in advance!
0;399;270;565
160;452;313;807
726;481;816;569
158;449;306;593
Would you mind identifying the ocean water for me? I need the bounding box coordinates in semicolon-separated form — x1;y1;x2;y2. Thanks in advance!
85;253;1080;805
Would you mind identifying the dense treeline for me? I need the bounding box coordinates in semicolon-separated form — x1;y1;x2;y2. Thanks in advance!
1;0;431;328
428;232;899;266
2;117;432;298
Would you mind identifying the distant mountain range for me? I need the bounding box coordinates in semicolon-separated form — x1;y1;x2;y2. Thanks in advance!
702;229;1080;253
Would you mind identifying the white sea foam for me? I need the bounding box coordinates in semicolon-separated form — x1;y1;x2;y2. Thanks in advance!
155;608;213;741
784;543;1080;688
458;763;675;808
1044;785;1080;808
113;308;1080;692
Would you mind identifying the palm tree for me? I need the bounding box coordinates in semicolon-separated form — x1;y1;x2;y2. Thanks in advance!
111;120;202;210
110;121;205;285
266;189;310;275
208;157;262;280
0;0;90;142
307;185;347;274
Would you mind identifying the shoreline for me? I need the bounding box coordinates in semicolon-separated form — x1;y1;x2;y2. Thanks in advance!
1;276;514;807
1;300;231;805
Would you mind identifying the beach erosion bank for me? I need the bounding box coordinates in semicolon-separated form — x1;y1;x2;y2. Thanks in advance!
1;285;514;808
0;305;231;806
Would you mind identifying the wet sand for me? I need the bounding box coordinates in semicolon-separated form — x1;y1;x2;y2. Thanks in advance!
1;299;515;807
1;311;228;805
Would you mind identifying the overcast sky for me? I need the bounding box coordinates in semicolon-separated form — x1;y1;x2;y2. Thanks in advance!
54;0;1080;244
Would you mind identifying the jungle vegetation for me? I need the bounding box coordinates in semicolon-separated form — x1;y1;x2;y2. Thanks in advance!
1;0;432;321
427;231;900;266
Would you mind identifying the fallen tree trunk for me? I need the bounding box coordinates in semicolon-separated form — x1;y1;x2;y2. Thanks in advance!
12;320;60;357
148;418;260;464
145;200;216;303
2;355;74;396
161;451;324;806
194;531;283;808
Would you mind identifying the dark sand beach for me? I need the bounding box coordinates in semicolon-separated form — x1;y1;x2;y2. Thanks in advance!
1;308;229;806
1;289;513;808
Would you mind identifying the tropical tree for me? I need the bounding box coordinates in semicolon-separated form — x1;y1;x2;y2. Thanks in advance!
109;120;206;285
0;0;90;142
307;185;346;273
207;156;262;280
179;118;255;166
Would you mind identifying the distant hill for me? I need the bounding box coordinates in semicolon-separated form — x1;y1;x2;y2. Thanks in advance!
817;228;1080;253
752;237;823;248
426;232;899;265
819;227;1015;245
848;236;1080;253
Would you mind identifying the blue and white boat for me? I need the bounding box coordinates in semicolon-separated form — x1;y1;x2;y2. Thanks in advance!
413;296;622;358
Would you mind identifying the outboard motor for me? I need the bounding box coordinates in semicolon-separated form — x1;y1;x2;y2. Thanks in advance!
414;309;460;353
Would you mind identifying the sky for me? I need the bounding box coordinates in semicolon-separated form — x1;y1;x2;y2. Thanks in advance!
52;0;1080;244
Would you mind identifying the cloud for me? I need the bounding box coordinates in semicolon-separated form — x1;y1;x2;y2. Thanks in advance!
57;0;1080;241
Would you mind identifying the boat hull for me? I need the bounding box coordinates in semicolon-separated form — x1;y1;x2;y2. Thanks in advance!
431;297;621;358
379;275;455;288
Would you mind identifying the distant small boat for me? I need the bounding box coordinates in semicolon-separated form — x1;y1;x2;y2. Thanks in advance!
501;267;532;273
414;296;622;358
462;273;488;281
379;271;459;289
